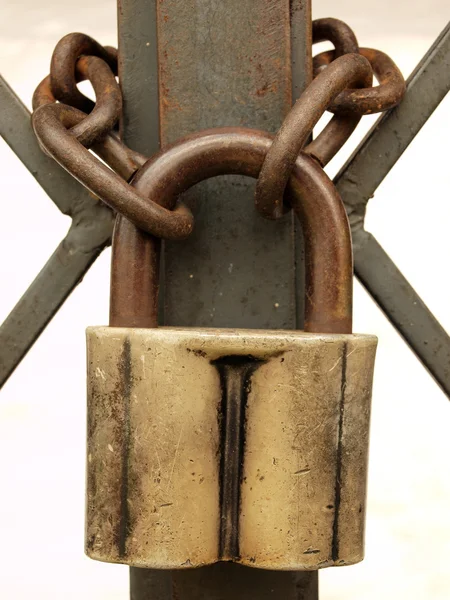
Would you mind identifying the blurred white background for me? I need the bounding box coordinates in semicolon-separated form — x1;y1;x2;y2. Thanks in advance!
0;1;449;598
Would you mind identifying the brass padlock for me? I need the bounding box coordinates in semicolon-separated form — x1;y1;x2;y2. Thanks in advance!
86;130;377;571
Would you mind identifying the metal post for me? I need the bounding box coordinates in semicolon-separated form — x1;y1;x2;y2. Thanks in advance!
118;0;315;597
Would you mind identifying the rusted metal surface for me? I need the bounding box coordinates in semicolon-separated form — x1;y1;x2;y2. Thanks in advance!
30;26;406;251
307;19;361;168
255;53;373;219
255;33;406;218
50;32;118;112
32;97;147;180
34;56;121;148
86;326;376;568
110;129;352;334
31;35;191;238
312;18;359;56
314;47;406;115
32;103;194;240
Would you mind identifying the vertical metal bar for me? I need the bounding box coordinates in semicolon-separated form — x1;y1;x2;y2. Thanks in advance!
157;1;300;331
118;0;160;157
118;0;315;597
291;2;312;329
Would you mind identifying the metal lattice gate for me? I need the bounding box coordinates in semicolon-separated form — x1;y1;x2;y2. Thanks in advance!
0;2;449;599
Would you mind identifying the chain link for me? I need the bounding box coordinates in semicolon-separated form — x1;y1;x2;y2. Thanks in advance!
31;20;406;237
313;47;406;115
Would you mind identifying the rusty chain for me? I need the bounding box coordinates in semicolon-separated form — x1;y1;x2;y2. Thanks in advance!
31;18;406;239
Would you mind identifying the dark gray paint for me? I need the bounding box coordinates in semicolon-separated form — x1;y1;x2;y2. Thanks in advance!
0;77;114;387
353;230;450;396
172;564;318;600
118;0;316;597
118;0;160;157
335;21;450;397
130;564;318;600
130;570;173;599
291;2;310;328
157;0;299;331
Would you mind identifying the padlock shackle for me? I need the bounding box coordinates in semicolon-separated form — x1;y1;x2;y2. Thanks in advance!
110;128;353;333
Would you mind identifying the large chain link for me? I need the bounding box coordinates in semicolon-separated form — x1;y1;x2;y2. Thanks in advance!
31;18;406;239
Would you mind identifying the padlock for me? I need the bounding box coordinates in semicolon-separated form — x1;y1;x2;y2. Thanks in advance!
86;129;377;571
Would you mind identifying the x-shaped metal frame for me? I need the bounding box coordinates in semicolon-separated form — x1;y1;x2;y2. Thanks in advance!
0;23;449;396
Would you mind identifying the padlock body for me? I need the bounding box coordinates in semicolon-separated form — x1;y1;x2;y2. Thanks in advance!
86;327;376;570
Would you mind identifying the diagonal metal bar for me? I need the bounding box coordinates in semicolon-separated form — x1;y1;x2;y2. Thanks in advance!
1;76;103;215
0;77;114;388
335;21;450;398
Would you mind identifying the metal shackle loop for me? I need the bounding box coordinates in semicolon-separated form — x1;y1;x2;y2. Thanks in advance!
110;128;353;334
254;53;373;220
